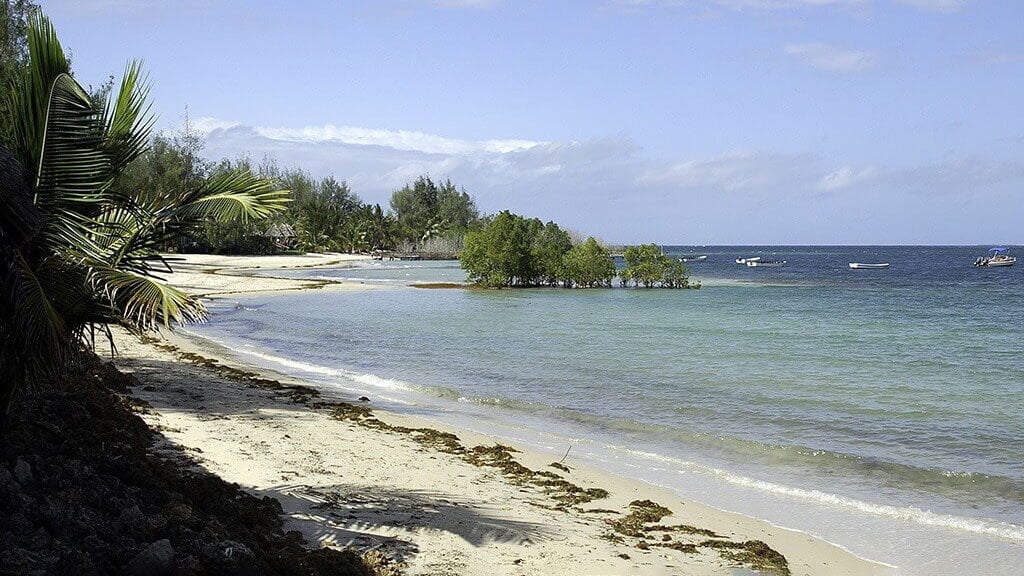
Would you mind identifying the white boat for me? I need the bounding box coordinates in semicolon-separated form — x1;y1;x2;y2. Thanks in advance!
736;256;760;265
680;255;707;263
849;263;890;269
974;247;1016;268
747;259;785;267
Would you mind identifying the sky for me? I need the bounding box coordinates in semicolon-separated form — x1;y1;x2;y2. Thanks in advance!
42;0;1024;244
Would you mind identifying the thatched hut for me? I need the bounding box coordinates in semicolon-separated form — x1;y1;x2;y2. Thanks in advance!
264;223;297;249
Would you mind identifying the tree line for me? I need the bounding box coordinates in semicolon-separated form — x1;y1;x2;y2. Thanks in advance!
114;124;481;256
460;211;699;289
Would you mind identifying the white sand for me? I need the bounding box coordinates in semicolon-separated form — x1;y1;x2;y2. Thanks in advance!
112;254;893;576
156;253;375;297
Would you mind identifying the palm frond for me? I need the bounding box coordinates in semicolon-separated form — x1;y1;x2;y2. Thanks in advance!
88;265;206;330
174;170;290;222
102;60;154;174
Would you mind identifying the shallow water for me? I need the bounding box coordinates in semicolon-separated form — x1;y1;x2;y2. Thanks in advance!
188;246;1024;574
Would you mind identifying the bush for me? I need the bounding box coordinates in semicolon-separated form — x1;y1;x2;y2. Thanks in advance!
621;244;695;289
562;238;616;288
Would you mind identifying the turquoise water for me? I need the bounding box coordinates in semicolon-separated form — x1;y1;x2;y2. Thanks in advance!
188;247;1024;574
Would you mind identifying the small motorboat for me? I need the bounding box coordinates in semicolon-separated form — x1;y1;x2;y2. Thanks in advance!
849;263;890;269
747;259;785;267
736;256;760;265
680;255;707;263
974;247;1016;268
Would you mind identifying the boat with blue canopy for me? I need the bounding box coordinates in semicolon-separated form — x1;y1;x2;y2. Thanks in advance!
974;247;1015;267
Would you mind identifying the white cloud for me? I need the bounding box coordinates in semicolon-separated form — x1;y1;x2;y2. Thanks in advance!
817;165;880;190
194;118;544;156
189;118;1024;243
784;42;880;72
639;151;818;192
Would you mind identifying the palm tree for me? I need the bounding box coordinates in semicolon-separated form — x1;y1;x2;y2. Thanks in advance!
0;14;288;430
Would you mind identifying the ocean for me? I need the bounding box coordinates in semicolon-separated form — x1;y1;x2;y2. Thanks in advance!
184;246;1024;574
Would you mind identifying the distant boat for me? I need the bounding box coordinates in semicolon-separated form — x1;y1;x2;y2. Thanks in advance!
680;255;707;263
974;247;1016;268
746;259;785;267
849;263;890;269
736;256;761;265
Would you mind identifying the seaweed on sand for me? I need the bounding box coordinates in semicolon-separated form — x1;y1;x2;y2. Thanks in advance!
699;539;791;576
609;500;673;537
139;336;320;403
603;500;790;574
317;403;611;508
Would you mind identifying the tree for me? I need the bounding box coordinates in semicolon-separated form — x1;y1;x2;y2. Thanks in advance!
562;238;616;288
359;204;396;251
530;221;572;286
0;14;288;429
621;243;694;288
622;244;666;288
0;0;38;148
390;176;479;243
460;210;532;287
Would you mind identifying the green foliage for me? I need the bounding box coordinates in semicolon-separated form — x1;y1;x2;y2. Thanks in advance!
460;211;532;287
562;238;616;288
621;244;695;289
0;14;286;428
0;0;38;148
460;211;613;288
531;220;573;286
390;176;479;244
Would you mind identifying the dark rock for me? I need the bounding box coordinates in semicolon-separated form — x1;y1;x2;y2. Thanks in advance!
0;355;381;576
127;539;175;576
0;465;14;490
116;505;147;534
201;539;256;574
13;459;33;485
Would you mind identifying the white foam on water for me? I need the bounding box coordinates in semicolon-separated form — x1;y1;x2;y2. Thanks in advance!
614;447;1024;542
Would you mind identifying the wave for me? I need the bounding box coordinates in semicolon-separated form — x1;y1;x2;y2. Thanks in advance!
614;447;1024;542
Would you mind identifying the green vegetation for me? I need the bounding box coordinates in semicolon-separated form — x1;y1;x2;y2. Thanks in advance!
113;127;480;257
460;212;698;289
390;175;480;247
620;243;697;289
563;238;618;288
460;211;613;287
0;14;287;428
0;1;36;148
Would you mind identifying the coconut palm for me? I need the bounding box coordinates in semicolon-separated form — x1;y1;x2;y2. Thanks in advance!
0;14;288;429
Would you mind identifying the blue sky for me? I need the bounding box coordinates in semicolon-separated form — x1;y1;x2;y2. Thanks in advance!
44;0;1023;244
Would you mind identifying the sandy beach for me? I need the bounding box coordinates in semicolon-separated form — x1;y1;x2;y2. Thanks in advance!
111;254;892;576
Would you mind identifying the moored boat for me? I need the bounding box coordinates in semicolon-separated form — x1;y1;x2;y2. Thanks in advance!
746;259;785;267
974;247;1016;268
849;263;890;269
736;256;760;265
680;255;707;263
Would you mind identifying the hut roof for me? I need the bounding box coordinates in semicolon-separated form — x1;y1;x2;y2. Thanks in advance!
264;223;297;238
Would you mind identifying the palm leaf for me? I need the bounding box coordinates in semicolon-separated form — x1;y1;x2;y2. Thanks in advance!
102;60;154;174
88;264;205;330
173;170;290;221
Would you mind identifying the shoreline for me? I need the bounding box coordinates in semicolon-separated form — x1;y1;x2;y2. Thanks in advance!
108;253;895;575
